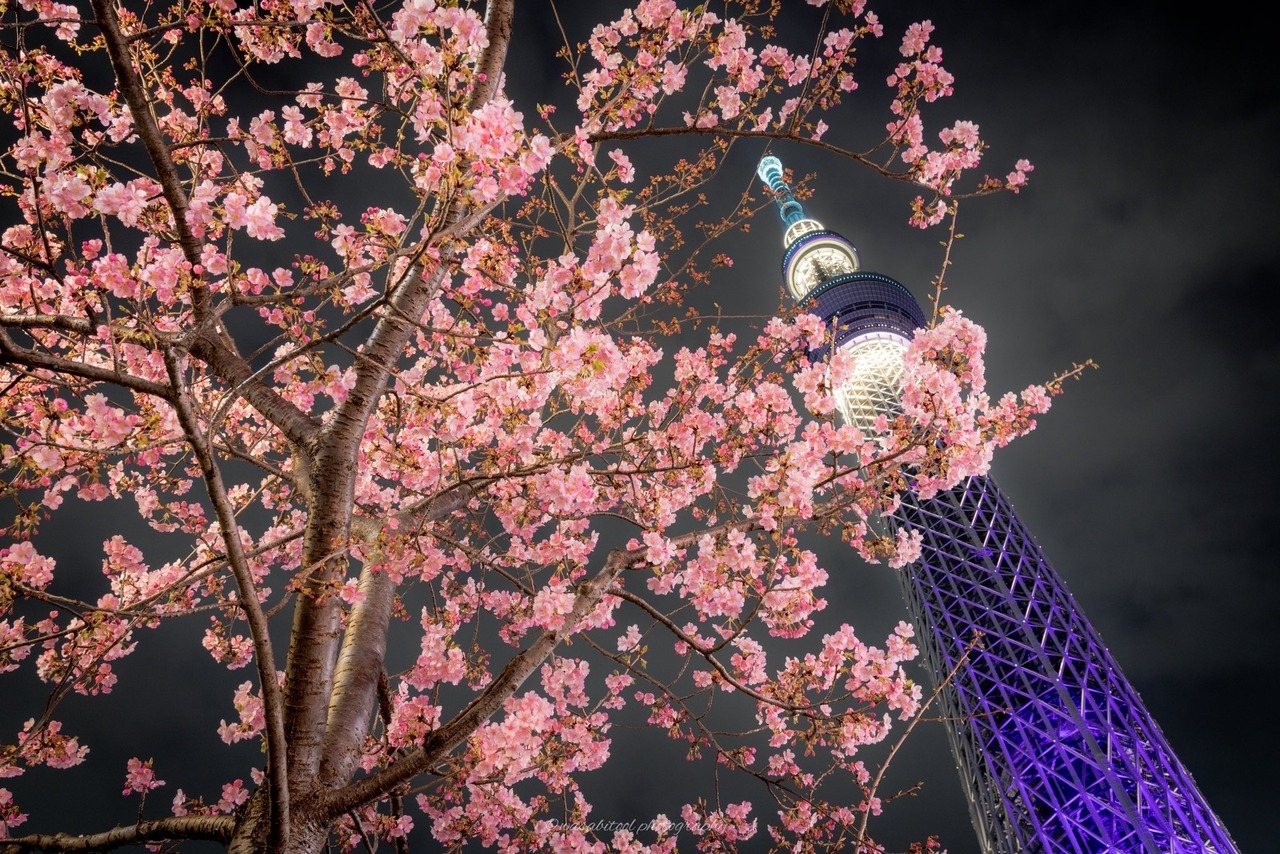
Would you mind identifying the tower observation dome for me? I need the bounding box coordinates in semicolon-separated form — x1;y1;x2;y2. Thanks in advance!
757;155;1239;853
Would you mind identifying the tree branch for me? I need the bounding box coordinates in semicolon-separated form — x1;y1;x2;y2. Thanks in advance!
608;586;816;713
469;0;514;111
90;0;205;296
91;0;322;453
292;0;518;795
280;266;447;790
0;330;171;398
318;479;491;789
321;546;634;819
1;815;234;853
189;335;323;453
854;633;983;848
588;125;1008;202
314;559;395;791
164;351;290;851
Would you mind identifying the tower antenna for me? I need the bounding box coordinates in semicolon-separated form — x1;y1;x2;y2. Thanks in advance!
757;155;806;226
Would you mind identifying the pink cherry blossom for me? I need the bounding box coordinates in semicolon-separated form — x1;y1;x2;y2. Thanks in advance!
216;779;249;814
122;757;165;796
0;787;27;837
218;682;266;745
608;148;636;183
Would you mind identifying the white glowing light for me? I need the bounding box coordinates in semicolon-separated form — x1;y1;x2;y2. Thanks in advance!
834;334;909;432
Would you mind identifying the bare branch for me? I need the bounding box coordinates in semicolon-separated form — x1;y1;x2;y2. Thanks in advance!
164;351;290;851
1;815;234;853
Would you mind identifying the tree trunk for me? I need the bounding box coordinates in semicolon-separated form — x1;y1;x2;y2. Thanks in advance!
227;789;330;854
225;789;270;854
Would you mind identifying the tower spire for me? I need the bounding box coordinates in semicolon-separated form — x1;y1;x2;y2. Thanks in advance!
757;155;806;226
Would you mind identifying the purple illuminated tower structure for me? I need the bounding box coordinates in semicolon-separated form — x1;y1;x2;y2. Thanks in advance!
756;156;1238;853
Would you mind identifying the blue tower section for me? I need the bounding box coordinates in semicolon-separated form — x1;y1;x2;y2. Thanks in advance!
756;157;1238;853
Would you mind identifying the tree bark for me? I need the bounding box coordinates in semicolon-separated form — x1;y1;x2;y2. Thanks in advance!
279;263;446;795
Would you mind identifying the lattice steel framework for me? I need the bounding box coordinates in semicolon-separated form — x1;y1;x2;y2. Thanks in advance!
756;157;1239;853
897;477;1238;852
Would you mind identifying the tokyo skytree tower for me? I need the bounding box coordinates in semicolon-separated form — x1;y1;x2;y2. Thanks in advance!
756;156;1238;853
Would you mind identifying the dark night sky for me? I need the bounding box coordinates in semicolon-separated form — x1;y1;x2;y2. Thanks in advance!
5;1;1278;851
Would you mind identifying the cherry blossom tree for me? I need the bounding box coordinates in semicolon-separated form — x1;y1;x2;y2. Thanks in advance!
0;0;1059;850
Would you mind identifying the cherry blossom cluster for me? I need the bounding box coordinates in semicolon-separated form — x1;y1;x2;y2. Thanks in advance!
572;0;881;145
0;787;26;838
880;20;1035;225
896;309;1056;499
1;716;88;828
122;757;165;797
